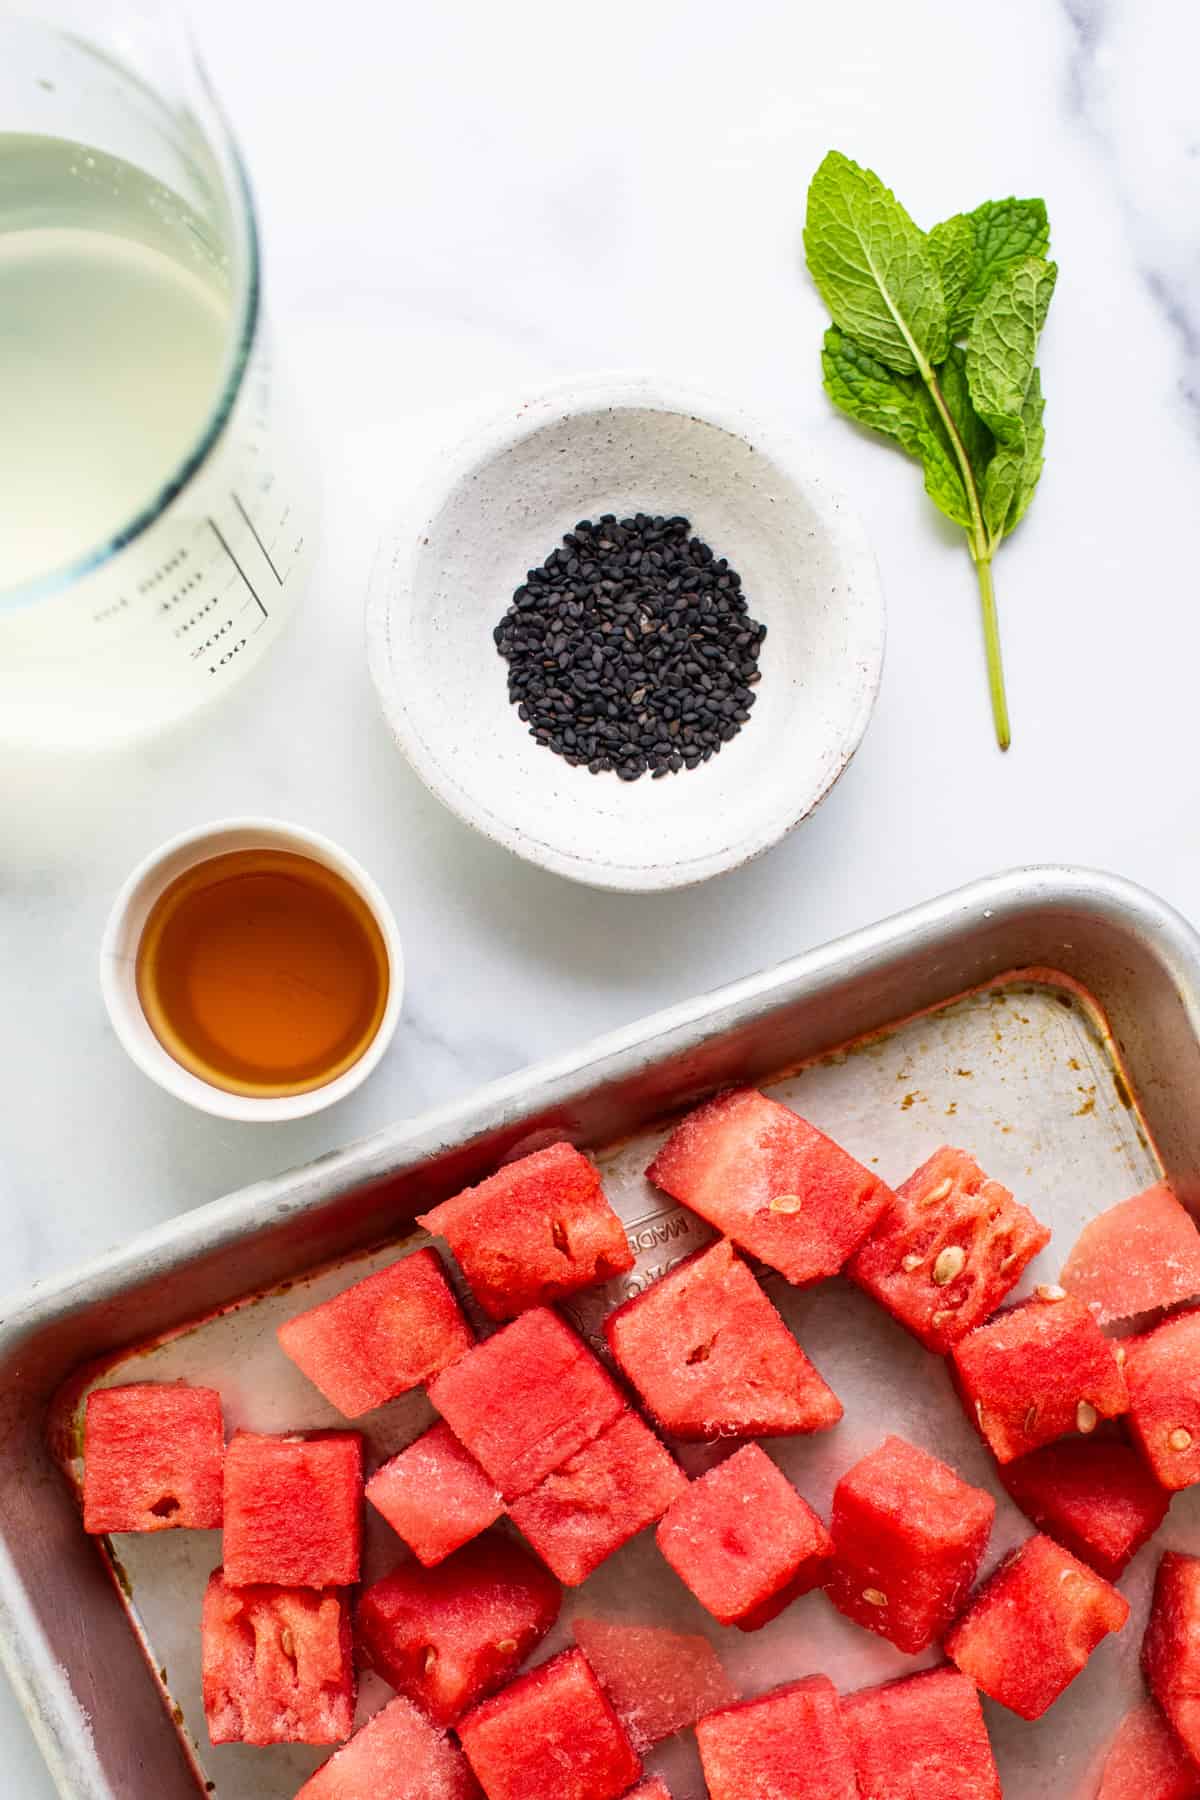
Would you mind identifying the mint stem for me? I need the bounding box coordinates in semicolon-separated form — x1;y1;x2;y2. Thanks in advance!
972;554;1010;751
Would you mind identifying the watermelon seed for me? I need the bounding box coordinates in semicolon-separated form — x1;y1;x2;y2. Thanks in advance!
1024;1403;1040;1434
1076;1400;1099;1434
1170;1428;1193;1452
901;1253;924;1272
551;1220;570;1255
495;1638;519;1655
924;1178;954;1206
1036;1284;1067;1302
424;1646;438;1673
686;1339;716;1365
1115;1345;1128;1367
769;1194;803;1214
932;1246;966;1285
279;1628;296;1663
930;1309;952;1329
862;1587;888;1607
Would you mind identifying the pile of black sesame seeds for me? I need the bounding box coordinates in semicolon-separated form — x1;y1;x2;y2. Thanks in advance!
494;514;766;781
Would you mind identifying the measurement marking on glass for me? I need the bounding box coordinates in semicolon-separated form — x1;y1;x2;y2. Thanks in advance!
207;517;268;621
232;491;283;586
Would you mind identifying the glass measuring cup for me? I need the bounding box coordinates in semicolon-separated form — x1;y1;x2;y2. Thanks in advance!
0;3;316;749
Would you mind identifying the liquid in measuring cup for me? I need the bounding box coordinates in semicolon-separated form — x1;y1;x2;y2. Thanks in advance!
0;135;232;592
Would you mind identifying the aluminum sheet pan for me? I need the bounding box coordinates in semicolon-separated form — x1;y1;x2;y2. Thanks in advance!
5;867;1200;1799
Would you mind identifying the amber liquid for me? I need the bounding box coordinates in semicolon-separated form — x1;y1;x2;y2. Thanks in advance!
136;850;390;1098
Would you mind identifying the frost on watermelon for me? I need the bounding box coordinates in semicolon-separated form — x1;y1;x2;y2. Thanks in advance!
202;1570;354;1746
603;1238;841;1440
695;1675;859;1800
508;1411;685;1586
82;1383;223;1533
646;1087;894;1286
1145;1552;1200;1765
656;1442;832;1631
222;1430;362;1588
951;1290;1128;1464
1125;1311;1200;1491
367;1422;503;1567
418;1142;633;1322
824;1434;994;1654
999;1437;1169;1580
277;1247;474;1418
946;1533;1129;1720
847;1145;1050;1352
356;1532;560;1726
457;1646;641;1800
428;1306;624;1502
841;1668;1001;1800
571;1616;735;1751
1062;1181;1200;1325
1097;1700;1200;1800
295;1696;482;1800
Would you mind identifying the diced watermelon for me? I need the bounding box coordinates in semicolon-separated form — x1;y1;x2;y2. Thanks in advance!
571;1617;735;1751
201;1569;354;1746
623;1784;672;1800
222;1431;362;1587
646;1088;894;1286
1125;1312;1200;1490
457;1646;641;1800
847;1146;1050;1352
277;1247;474;1418
951;1290;1128;1464
1062;1182;1200;1325
1097;1700;1200;1800
603;1239;842;1440
82;1383;223;1533
295;1696;482;1800
824;1435;994;1653
417;1143;633;1322
367;1422;504;1567
428;1307;625;1502
841;1667;1001;1800
356;1532;560;1726
999;1437;1169;1579
509;1411;685;1586
946;1533;1130;1719
695;1675;859;1800
1145;1552;1200;1764
656;1442;832;1631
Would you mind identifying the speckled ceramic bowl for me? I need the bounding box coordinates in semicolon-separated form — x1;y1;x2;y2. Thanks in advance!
367;374;884;892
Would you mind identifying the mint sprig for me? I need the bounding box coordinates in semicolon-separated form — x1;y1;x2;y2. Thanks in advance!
804;152;1057;750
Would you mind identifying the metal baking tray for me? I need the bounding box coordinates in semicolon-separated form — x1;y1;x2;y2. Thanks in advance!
5;866;1200;1800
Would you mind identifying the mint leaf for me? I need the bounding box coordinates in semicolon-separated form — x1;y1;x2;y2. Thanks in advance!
1000;367;1046;537
804;151;948;376
912;408;972;529
927;214;975;337
965;257;1057;444
821;327;924;455
938;345;994;479
930;197;1051;335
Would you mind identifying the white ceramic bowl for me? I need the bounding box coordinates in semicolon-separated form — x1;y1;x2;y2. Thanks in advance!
100;819;404;1122
368;375;884;892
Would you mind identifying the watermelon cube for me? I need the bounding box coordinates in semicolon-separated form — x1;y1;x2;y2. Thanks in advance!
295;1696;482;1800
457;1646;641;1800
951;1290;1128;1464
428;1307;624;1502
356;1532;560;1726
841;1668;1001;1800
695;1675;858;1800
367;1422;503;1567
656;1442;832;1631
1062;1181;1200;1325
277;1247;474;1418
82;1383;223;1533
201;1569;354;1746
1098;1700;1200;1800
509;1411;685;1586
999;1437;1169;1579
847;1145;1050;1352
603;1238;842;1440
417;1143;633;1322
824;1434;993;1653
222;1431;362;1588
946;1532;1130;1719
1145;1552;1200;1764
646;1087;894;1286
571;1616;735;1751
1125;1311;1200;1490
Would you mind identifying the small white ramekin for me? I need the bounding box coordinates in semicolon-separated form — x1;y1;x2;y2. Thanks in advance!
99;818;404;1122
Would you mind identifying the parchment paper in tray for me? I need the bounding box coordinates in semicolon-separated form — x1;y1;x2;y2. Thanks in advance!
58;979;1189;1799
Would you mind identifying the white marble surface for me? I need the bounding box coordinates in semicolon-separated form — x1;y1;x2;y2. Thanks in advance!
3;0;1200;1787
